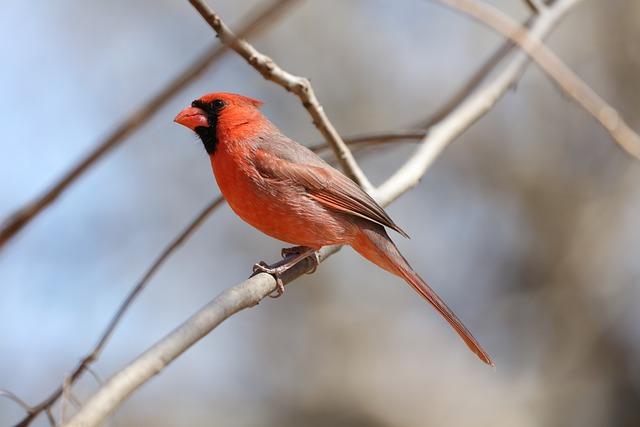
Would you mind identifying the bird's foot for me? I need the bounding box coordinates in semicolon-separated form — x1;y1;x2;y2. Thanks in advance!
252;261;286;298
252;247;320;298
281;246;320;275
281;245;305;258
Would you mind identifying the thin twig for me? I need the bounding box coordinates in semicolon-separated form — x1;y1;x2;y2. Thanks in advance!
431;0;640;159
63;2;580;425
0;389;32;413
84;366;104;387
188;0;374;193
0;0;298;252
12;198;225;427
45;409;57;427
524;0;547;13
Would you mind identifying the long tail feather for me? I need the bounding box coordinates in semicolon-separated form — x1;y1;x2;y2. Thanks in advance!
352;226;494;366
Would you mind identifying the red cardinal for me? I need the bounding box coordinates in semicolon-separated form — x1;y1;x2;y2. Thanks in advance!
175;92;492;365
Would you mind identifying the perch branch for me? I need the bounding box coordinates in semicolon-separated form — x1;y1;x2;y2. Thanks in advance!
63;2;579;425
188;0;374;193
0;0;298;252
431;0;640;159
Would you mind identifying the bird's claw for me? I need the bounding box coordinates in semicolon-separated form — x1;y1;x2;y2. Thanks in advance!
280;245;308;259
251;247;320;298
281;246;319;275
252;261;285;298
304;252;320;275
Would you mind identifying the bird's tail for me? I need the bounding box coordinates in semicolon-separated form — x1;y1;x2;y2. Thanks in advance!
351;226;494;366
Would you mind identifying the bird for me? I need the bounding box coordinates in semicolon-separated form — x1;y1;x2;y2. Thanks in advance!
174;92;493;366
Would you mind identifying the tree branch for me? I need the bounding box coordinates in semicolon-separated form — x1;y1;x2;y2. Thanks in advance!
11;199;227;426
187;0;374;193
379;0;577;202
0;0;298;252
524;0;547;13
431;0;640;159
61;2;580;425
418;13;534;128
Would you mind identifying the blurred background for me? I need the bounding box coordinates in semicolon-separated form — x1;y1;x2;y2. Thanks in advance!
1;0;639;426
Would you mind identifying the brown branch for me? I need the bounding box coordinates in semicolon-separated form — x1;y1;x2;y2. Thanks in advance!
432;0;640;159
62;1;581;424
187;0;374;193
0;0;299;252
0;390;32;413
523;0;547;13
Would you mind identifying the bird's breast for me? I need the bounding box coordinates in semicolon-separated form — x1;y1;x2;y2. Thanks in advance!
210;146;353;247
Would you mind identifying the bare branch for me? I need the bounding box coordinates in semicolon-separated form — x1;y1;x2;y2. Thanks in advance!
431;0;640;159
45;409;56;427
524;0;547;13
418;14;535;128
380;0;578;202
0;389;32;413
188;0;375;193
12;198;225;427
0;0;298;252
62;3;581;424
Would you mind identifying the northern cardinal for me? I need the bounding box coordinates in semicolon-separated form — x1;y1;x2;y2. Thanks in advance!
174;92;492;365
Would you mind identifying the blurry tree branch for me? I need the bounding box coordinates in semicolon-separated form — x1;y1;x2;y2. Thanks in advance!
431;0;640;159
10;199;227;427
188;0;375;193
380;0;578;200
0;390;31;413
0;0;299;252
524;0;546;13
418;13;534;128
61;1;581;425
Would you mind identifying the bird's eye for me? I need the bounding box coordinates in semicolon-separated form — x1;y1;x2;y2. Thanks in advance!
212;99;225;110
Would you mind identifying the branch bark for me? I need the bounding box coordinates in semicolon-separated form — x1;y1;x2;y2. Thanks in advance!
187;0;374;193
62;2;579;425
431;0;640;160
0;0;298;252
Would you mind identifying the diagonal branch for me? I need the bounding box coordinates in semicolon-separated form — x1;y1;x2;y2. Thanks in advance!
418;13;535;128
524;0;547;13
12;198;225;427
188;0;374;193
62;2;581;425
431;0;640;160
380;0;578;202
0;0;299;252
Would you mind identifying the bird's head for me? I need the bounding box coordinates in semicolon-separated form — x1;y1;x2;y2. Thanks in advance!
174;92;264;154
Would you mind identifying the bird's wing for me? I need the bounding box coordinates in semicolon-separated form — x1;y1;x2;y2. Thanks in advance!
253;138;409;238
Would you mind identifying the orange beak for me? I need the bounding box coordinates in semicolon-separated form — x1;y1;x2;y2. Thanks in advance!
174;107;208;130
